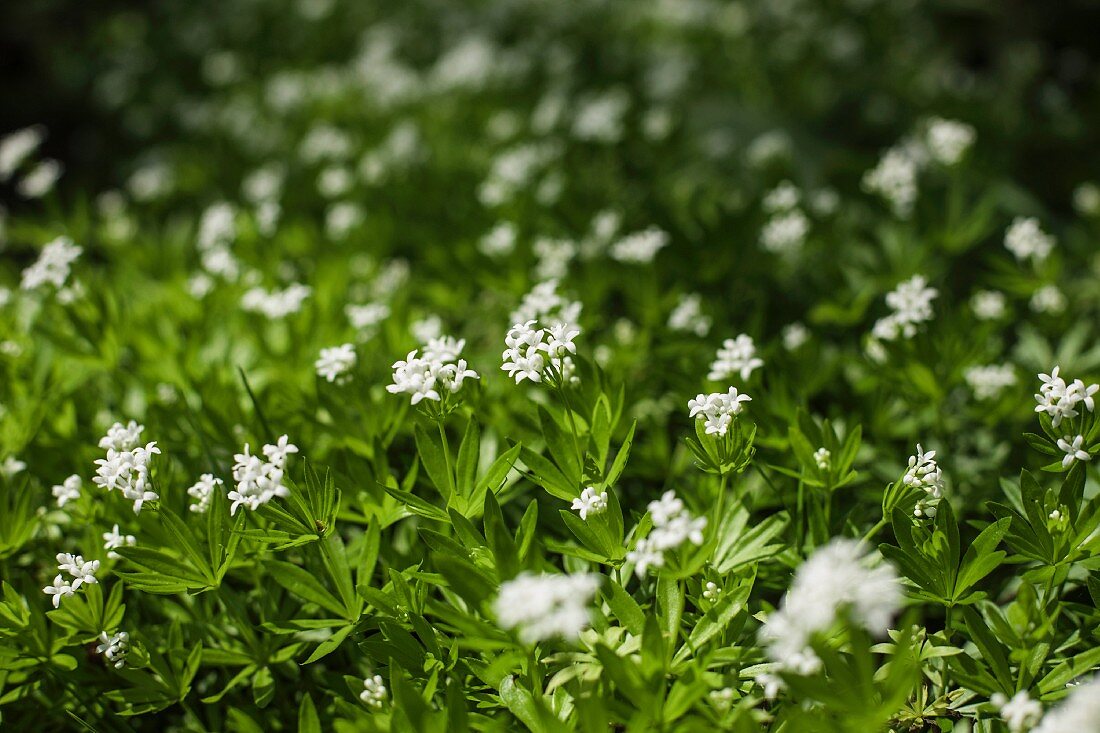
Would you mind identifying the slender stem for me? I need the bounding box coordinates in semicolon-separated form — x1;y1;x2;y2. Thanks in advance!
437;420;456;500
714;472;730;524
861;517;887;545
557;385;584;471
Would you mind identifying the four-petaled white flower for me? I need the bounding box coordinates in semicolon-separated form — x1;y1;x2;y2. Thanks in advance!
43;574;74;608
102;524;136;559
96;631;130;669
229;436;298;515
187;473;224;513
315;343;357;383
1057;435;1090;469
707;335;763;382
387;336;480;406
688;387;752;436
571;487;608;520
52;474;82;508
1035;367;1098;428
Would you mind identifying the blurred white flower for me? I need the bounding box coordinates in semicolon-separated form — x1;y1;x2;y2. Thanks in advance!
873;275;937;341
964;364;1017;400
0;125;46;181
924;118;975;165
52;475;82;508
494;572;600;642
479;222;517;258
708;335;763;382
863;146;919;218
315;343;357;383
1030;284;1065;314
1032;676;1100;733
360;675;387;708
668;294;711;337
102;524;136;558
971;290;1006;320
16;159;62;198
610;227;670;264
627;490;706;577
187;474;224;514
21;236;82;291
760;209;809;254
782;322;809;351
1004;217;1054;263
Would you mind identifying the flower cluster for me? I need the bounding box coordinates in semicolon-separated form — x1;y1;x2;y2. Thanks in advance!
241;283;312;319
971;290;1006;320
688;388;752;436
702;581;721;602
903;444;944;519
667;293;711;336
1035;367;1098;428
571;487;608;520
360;675;387;708
501;319;580;386
627;491;707;577
1033;677;1100;733
862;146;919;218
229;435;298;515
873;275;938;341
493;572;600;643
387;337;479;407
51;474;81;508
707;335;763;382
1004;217;1054;263
102;524;136;559
509;279;582;329
924;117;975;165
21;236;82;291
93;421;161;514
760;209;810;255
964;364;1017;400
609;227;669;264
187;473;224;513
757;540;900;688
991;691;1043;733
96;631;130;669
43;552;100;608
315;343;357;383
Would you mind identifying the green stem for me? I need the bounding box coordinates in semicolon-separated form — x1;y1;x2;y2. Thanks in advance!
558;385;584;471
437;420;457;500
861;517;887;545
714;472;730;524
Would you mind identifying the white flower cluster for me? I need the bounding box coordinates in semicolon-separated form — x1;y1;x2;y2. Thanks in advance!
102;524;136;559
964;364;1017;400
782;322;809;351
479;221;517;258
533;236;576;280
707;335;763;382
0;126;45;181
668;293;711;336
903;444;944;519
345;302;391;337
862;146;919;218
387;337;479;405
241;283;312;319
757;540;900;688
478;142;559;207
93;421;161;514
1032;676;1100;733
571;487;608;520
813;448;831;470
21;236;82;291
1035;367;1098;428
924;118;975;166
187;473;224;513
971;290;1006;320
627;491;707;577
872;275;938;341
315;343;357;383
229;436;298;515
96;631;130;669
609;227;670;264
1057;435;1090;469
493;572;600;643
1030;285;1065;315
501;320;580;385
760;209;810;255
509;279;582;330
990;691;1042;733
43;552;100;608
702;581;721;602
52;474;81;508
360;675;387;708
1004;217;1054;263
688;387;752;436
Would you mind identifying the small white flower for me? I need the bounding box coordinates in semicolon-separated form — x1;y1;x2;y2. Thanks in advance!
479;222;517;257
99;420;144;451
610;227;670;264
1057;435;1090;468
874;275;937;341
782;322;809;351
904;444;944;499
1035;367;1098;428
21;236;82;291
991;691;1043;733
702;581;721;602
52;475;82;508
241;283;311;319
1030;285;1065;315
494;572;600;643
187;474;224;513
360;674;387;708
688;388;751;437
501;319;578;386
1;456;26;478
924;118;975;165
1004;217;1054;263
346;302;390;334
760;209;810;254
96;631;131;669
707;335;763;382
229;437;298;515
668;294;711;336
17;159;63;198
813;448;831;471
863;146;919;218
965;364;1017;400
571;487;608;521
971;290;1006;320
0;125;45;181
102;524;136;559
43;574;74;608
315;343;357;383
628;490;707;577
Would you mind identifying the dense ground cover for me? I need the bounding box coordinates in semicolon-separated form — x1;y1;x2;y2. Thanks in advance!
1;1;1099;731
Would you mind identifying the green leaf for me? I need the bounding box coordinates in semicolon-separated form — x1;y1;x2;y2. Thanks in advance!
415;425;452;501
298;692;321;733
267;560;347;617
455;418;481;499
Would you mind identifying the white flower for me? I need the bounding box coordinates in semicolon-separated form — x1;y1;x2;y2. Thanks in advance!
1030;285;1065;314
760;209;810;254
904;444;944;499
873;275;938;341
315;343;357;383
93;438;161;514
763;181;801;213
990;691;1043;733
479;222;517;257
571;89;630;143
99;420;144;451
971;290;1006;320
1073;182;1100;217
17;159;62;198
0;125;45;181
56;552;99;589
1004;217;1054;263
707;335;763;382
43;574;74;608
21;236;82;291
501;319;578;386
102;524;136;559
241;283;311;319
863;146;919;218
571;487;608;520
229;436;297;515
1057;435;1090;468
1035;367;1098;428
668;294;711;336
758;540;900;676
52;475;82;508
96;631;131;669
187;474;224;513
965;364;1017;400
628;490;707;577
360;675;387;708
688;387;752;437
610;227;670;264
509;280;582;329
813;448;831;471
1032;676;1100;733
0;456;23;479
925;118;975;165
494;572;600;643
346;302;390;334
782;323;809;351
702;581;721;602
